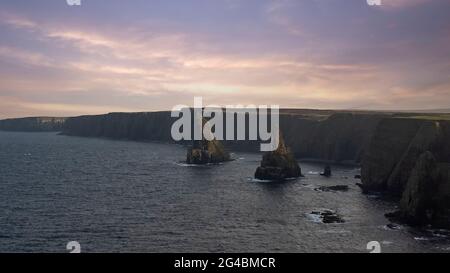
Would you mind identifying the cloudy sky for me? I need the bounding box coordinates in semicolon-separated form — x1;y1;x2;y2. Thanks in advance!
0;0;449;118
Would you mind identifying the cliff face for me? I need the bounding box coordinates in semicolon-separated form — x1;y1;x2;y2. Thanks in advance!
399;152;439;224
362;118;450;227
62;112;175;141
61;111;384;164
0;117;66;132
361;118;426;193
362;118;447;194
281;113;383;163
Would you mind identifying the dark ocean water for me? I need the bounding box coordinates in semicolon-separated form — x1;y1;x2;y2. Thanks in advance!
0;131;449;253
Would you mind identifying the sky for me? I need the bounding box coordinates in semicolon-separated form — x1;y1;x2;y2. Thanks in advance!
0;0;449;118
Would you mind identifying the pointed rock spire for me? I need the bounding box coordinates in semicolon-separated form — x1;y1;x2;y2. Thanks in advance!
254;131;302;181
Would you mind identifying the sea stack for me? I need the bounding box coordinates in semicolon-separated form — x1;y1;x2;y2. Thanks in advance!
321;165;332;177
254;133;302;181
186;139;231;164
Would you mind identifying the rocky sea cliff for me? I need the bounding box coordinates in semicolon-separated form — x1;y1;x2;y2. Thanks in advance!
361;117;450;227
2;110;450;227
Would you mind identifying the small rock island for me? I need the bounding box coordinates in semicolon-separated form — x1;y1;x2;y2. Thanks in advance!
254;134;302;181
186;139;231;165
320;165;332;177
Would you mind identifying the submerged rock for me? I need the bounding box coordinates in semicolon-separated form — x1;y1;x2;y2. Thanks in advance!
254;133;302;181
316;185;349;192
308;209;345;224
186;139;231;165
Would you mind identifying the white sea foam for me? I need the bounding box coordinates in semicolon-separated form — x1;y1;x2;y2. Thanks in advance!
306;213;323;223
248;178;273;183
248;177;298;183
175;162;218;167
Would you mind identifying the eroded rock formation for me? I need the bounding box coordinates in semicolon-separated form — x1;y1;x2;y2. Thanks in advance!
186;139;231;164
254;133;302;181
398;151;439;224
362;118;450;227
320;165;332;177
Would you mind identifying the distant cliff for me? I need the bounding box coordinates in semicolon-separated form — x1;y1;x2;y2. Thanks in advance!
361;117;450;227
0;117;66;132
62;112;174;141
60;110;385;164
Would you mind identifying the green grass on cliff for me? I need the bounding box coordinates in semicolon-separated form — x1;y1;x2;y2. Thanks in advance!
395;114;450;121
